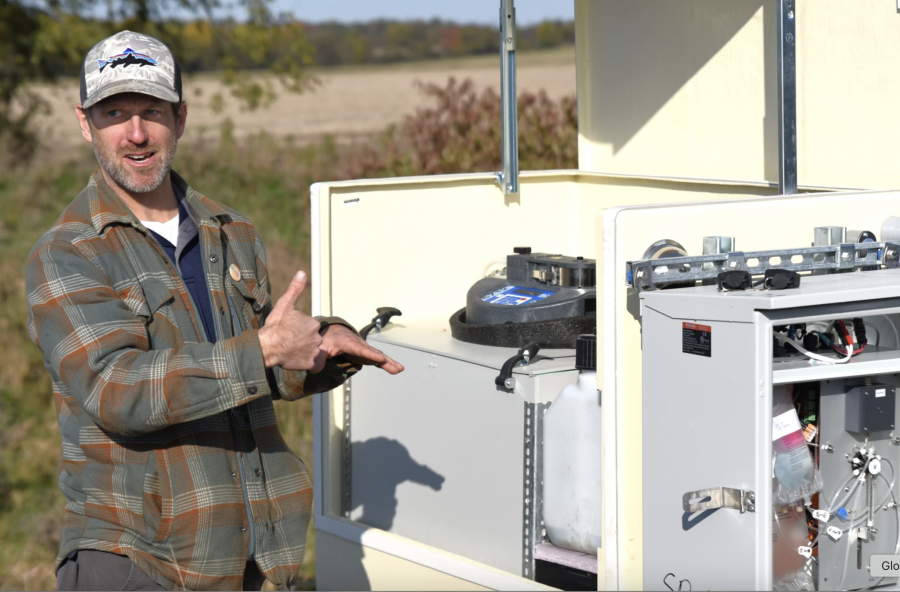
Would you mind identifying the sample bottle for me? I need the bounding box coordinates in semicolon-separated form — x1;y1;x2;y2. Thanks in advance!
542;334;602;555
772;384;823;505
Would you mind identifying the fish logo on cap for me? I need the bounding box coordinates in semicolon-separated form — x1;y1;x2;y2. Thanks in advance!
80;31;181;109
98;48;158;72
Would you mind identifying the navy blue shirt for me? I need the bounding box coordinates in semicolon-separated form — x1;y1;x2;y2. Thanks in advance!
146;199;218;343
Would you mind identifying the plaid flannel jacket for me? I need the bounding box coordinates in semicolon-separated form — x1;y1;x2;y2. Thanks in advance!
26;171;354;590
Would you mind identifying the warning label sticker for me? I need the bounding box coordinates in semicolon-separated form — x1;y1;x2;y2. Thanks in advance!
682;322;712;357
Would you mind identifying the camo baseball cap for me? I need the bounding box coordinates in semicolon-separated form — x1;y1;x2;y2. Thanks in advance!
80;30;182;109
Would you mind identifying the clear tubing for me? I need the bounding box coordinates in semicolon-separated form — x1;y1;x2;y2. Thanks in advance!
829;460;896;590
864;485;900;590
837;484;866;591
825;474;859;511
828;476;863;514
835;521;854;591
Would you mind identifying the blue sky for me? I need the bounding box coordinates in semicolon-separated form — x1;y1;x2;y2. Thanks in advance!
278;0;574;25
65;0;574;26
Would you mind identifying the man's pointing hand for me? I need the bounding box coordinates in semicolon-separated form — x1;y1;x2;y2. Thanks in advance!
258;271;324;372
315;324;405;375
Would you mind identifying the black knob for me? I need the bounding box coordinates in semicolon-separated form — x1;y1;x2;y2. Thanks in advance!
764;269;801;290
360;307;403;340
716;270;752;291
513;247;532;255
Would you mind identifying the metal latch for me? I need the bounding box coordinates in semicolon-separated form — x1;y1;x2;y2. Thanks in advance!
682;487;755;514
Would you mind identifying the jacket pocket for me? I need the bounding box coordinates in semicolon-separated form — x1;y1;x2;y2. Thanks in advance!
137;279;178;348
229;277;268;329
142;449;173;543
80;432;150;537
140;279;175;318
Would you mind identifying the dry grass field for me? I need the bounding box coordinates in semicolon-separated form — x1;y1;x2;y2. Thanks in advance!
31;46;576;151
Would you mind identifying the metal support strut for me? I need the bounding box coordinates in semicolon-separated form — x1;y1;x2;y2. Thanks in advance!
522;402;548;579
498;0;519;196
777;0;798;194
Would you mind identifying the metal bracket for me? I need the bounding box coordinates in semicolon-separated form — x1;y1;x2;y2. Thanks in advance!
683;487;756;514
777;0;798;194
627;241;900;291
341;380;352;518
523;401;549;579
497;0;519;196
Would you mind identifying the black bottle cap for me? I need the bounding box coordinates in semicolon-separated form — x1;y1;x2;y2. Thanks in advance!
575;334;597;370
513;246;532;254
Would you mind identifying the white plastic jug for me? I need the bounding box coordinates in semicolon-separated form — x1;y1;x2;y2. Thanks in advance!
542;334;602;555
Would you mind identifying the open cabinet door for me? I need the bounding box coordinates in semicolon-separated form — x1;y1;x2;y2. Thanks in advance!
640;304;762;590
601;188;900;590
309;169;797;591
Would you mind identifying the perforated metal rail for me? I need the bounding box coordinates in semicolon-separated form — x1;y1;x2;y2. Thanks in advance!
626;241;900;291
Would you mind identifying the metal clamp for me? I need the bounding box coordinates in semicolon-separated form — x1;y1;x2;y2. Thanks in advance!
683;487;756;514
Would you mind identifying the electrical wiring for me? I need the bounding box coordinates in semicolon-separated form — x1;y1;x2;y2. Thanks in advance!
863;322;881;347
832;342;867;356
828;320;867;357
774;331;853;365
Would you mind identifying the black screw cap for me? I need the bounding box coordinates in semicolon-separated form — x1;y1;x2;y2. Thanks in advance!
575;334;597;370
514;247;532;254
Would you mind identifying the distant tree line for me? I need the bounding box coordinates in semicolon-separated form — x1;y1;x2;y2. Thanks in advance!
300;19;575;67
17;17;576;78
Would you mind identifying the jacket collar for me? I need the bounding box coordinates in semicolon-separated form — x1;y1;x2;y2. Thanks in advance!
89;169;230;236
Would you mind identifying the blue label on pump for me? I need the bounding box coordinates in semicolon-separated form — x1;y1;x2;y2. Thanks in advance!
482;286;555;306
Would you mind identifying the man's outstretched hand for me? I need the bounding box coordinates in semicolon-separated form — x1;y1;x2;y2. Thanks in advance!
258;270;404;376
315;324;405;375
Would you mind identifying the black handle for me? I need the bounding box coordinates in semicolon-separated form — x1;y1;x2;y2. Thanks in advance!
360;307;403;340
495;338;551;391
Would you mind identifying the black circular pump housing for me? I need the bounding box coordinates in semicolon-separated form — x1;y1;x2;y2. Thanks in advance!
575;334;597;370
450;250;597;349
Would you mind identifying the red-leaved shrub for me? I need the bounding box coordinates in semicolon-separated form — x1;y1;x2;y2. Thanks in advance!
339;77;577;180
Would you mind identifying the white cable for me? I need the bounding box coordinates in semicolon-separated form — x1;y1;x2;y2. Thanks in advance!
774;331;853;365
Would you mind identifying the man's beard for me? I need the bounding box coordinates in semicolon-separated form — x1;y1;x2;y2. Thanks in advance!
93;134;177;194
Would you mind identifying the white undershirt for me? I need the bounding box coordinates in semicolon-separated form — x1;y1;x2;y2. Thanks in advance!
142;214;179;247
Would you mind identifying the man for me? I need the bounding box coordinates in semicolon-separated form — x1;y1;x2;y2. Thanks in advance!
25;30;403;591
